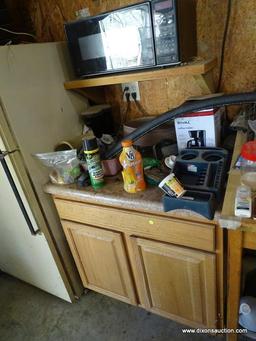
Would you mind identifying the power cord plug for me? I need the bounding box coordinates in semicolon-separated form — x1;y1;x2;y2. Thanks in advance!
131;92;137;101
125;92;131;102
122;86;129;100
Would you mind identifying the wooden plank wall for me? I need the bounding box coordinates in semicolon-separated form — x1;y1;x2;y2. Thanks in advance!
6;0;256;121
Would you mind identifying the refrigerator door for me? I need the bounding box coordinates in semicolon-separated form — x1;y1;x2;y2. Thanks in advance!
0;42;84;299
0;136;71;301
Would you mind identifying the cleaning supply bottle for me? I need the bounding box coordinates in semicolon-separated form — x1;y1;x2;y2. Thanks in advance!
119;140;146;193
83;136;104;189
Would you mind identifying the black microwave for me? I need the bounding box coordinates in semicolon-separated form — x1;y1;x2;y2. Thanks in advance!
65;0;197;78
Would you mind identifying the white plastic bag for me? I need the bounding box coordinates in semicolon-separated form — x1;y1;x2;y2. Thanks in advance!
34;149;81;184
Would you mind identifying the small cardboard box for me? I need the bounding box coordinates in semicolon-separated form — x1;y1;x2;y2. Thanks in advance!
174;107;222;151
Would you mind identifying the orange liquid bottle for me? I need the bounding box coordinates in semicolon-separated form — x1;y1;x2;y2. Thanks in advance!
119;140;146;193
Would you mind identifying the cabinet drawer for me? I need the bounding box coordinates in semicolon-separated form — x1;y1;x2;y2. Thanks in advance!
54;199;215;252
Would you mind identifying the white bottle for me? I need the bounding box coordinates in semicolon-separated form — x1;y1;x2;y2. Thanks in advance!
234;185;252;218
239;296;256;332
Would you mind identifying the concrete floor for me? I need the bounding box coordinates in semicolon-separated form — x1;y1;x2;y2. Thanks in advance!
0;272;226;341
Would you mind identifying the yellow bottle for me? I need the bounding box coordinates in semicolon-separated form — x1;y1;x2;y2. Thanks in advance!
119;140;146;193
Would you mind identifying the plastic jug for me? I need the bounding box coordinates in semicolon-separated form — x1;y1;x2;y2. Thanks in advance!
119;140;146;193
239;296;256;332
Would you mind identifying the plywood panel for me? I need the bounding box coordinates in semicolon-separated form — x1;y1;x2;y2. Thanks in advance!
197;0;256;119
7;0;256;120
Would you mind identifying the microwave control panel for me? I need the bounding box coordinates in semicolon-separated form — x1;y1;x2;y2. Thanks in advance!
151;0;179;64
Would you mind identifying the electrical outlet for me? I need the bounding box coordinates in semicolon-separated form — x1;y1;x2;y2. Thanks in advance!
122;82;140;101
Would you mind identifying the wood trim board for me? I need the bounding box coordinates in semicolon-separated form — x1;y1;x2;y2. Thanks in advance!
64;58;217;89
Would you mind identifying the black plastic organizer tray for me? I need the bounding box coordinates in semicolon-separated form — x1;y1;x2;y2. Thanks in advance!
162;148;228;219
162;190;216;220
173;148;228;200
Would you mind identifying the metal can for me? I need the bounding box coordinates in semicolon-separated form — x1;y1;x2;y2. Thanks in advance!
158;173;186;198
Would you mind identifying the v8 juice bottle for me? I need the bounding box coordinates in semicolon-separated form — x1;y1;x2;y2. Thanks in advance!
83;137;104;189
119;140;146;193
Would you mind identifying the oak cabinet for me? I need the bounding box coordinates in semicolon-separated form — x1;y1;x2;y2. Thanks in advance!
61;220;136;305
131;237;217;328
53;198;222;329
54;199;215;252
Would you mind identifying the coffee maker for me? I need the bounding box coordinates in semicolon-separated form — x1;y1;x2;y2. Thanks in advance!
187;130;206;148
80;104;114;138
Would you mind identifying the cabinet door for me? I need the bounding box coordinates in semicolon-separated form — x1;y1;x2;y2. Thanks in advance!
131;237;216;328
62;221;136;305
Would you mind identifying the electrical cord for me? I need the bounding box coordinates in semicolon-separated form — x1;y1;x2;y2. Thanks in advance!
122;86;129;97
0;27;37;39
131;92;149;117
116;91;131;137
123;92;131;124
217;0;232;92
106;92;256;159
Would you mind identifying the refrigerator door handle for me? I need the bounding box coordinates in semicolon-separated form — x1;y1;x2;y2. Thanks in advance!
0;150;40;236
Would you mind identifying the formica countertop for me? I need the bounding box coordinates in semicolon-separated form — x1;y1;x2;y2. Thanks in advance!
44;176;219;223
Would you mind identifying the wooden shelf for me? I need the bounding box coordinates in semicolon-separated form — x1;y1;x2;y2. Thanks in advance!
64;58;217;90
221;131;256;232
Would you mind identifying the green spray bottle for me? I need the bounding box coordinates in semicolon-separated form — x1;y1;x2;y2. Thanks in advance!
83;136;104;190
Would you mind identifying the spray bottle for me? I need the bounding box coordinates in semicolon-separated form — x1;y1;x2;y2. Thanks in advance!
83;135;104;190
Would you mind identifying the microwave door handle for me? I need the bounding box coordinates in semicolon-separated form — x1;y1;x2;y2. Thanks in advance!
0;150;40;236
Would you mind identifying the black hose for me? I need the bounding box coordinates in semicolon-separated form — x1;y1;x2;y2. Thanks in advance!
106;92;256;159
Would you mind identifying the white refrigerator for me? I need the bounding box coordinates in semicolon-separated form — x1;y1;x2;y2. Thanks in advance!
0;42;86;301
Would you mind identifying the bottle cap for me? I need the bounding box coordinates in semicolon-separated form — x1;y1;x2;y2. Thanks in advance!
240;303;251;315
83;137;98;153
121;140;132;147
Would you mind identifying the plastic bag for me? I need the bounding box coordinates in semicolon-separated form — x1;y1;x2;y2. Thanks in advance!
34;149;81;184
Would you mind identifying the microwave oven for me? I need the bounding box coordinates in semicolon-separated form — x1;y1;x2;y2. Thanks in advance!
65;0;197;78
